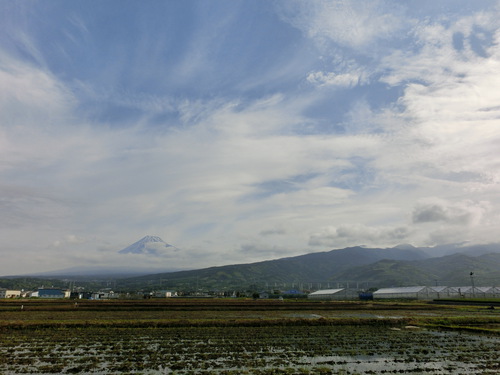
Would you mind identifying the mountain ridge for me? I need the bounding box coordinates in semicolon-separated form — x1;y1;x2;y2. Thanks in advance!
333;252;500;287
117;243;500;290
10;242;500;290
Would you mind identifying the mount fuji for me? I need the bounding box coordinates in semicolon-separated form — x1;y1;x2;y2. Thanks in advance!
118;235;178;256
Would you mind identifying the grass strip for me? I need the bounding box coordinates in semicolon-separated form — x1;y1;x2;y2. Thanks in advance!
0;316;412;330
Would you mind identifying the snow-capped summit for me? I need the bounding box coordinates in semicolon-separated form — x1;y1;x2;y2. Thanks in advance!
119;235;178;255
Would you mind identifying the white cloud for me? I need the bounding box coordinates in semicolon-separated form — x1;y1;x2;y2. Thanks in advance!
0;53;75;129
307;71;364;88
412;198;490;226
52;235;87;248
308;196;495;250
259;228;286;237
375;12;500;187
309;224;410;248
0;55;379;272
277;0;404;50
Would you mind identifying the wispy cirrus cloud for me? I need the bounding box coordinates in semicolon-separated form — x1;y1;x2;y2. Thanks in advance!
1;1;500;275
306;71;366;88
276;0;405;50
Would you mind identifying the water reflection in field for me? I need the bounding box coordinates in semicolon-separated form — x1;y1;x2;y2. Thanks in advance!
1;325;498;374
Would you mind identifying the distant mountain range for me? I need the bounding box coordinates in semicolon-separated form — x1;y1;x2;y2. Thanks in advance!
117;243;500;291
15;237;500;291
333;252;500;287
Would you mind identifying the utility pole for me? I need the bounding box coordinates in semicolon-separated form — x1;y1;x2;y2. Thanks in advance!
470;272;475;297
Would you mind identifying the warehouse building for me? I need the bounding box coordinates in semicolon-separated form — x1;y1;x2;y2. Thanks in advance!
36;288;71;298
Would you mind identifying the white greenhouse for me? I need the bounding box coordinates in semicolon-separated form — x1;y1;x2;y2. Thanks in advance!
426;286;449;299
445;286;499;298
445;286;473;298
373;286;500;300
308;288;358;300
373;286;429;300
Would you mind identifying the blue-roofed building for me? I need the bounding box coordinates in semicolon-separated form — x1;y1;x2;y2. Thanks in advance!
37;288;70;298
282;289;304;295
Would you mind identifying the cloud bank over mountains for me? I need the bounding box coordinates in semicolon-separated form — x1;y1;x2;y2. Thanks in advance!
1;1;500;274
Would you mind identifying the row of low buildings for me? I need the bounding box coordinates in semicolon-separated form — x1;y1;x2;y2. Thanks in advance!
308;286;500;300
0;288;179;299
0;288;71;299
2;285;499;301
0;288;114;299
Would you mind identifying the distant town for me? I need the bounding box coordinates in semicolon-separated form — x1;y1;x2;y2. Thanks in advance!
2;285;499;302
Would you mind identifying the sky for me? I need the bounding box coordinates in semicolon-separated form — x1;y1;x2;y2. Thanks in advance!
1;0;500;275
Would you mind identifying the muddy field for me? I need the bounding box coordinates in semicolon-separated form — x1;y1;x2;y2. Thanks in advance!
0;299;498;374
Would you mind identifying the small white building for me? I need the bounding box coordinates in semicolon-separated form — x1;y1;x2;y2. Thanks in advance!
153;290;178;298
0;289;22;298
258;291;269;299
91;291;119;300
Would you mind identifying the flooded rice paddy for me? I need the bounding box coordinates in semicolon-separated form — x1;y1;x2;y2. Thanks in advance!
1;325;499;374
0;299;498;374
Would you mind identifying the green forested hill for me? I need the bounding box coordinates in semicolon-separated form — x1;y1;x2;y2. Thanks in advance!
333;253;500;287
118;245;500;291
14;244;499;292
118;246;431;290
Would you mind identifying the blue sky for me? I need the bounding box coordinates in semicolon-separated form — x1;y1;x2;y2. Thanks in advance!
1;0;500;274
